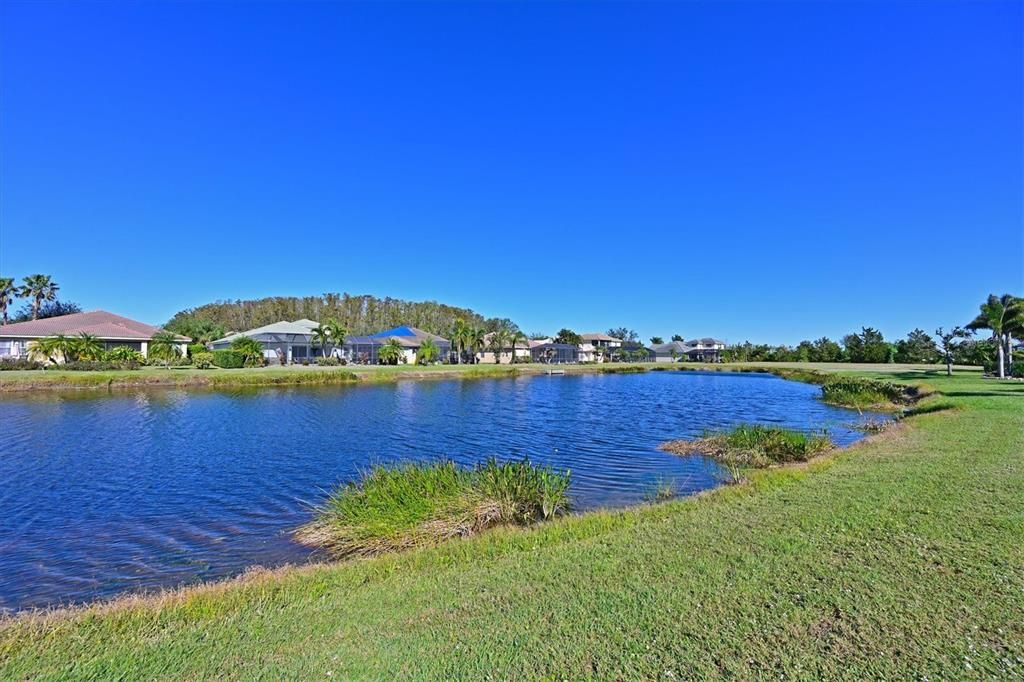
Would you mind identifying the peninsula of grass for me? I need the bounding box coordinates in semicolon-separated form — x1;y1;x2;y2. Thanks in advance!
0;368;1021;678
296;458;571;557
661;423;834;468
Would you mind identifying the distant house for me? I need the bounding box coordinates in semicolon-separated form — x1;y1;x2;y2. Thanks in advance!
0;310;190;361
649;340;689;363
683;338;727;362
476;332;531;364
580;333;623;349
211;319;321;364
530;342;580;364
344;326;452;365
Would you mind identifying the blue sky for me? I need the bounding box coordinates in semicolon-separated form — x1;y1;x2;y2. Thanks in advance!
1;1;1020;344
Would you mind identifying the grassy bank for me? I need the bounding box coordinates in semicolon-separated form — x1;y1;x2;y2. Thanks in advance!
297;458;570;557
1;367;1021;678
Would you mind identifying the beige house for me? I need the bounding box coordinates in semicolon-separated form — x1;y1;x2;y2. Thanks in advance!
476;332;532;364
0;310;190;361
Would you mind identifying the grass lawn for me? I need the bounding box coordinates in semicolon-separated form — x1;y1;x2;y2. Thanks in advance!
0;367;1021;678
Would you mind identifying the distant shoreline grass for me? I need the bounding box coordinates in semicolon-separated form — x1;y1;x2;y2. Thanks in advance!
0;361;962;395
296;458;571;558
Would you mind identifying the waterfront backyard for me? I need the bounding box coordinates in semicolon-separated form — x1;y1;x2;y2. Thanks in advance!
1;366;1021;678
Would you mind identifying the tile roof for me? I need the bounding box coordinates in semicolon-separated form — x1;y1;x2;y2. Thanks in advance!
0;310;189;342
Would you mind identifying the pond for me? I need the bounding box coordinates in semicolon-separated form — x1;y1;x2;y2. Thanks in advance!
0;370;882;612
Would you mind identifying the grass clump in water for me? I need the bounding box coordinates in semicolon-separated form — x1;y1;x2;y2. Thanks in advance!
820;376;913;409
660;423;833;468
297;458;570;557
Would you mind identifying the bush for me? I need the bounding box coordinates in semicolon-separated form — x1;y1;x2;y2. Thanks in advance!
211;349;245;369
316;356;343;366
103;347;146;365
54;361;142;371
192;352;215;369
296;457;571;557
187;342;209;357
0;358;44;371
1011;363;1024;379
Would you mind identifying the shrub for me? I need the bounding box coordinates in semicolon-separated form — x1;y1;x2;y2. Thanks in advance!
316;356;342;366
192;352;215;369
211;349;245;369
103;346;146;365
0;358;44;371
53;361;142;371
229;337;265;367
187;342;209;357
296;457;571;557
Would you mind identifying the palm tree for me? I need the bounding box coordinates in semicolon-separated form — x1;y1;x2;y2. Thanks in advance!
967;294;1018;378
310;324;331;358
324;318;347;357
489;328;510;364
229;337;265;367
19;274;59;320
510;330;527;365
0;277;16;325
378;338;404;365
72;333;104;361
416;338;439;365
29;335;69;364
451;319;470;364
149;331;183;369
469;326;486;364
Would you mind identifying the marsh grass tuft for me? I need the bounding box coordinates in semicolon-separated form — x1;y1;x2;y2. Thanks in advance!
660;423;833;468
297;458;570;557
643;477;678;502
820;376;913;409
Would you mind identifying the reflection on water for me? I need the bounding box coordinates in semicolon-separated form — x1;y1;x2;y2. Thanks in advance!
0;371;881;611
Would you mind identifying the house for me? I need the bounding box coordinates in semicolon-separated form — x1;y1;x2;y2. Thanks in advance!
580;333;623;349
683;338;727;362
344;326;452;365
649;340;689;363
0;310;190;361
530;342;580;364
580;333;622;362
211;319;321;364
476;332;531;364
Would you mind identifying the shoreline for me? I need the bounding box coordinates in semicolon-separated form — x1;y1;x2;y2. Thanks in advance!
2;365;928;620
0;361;967;394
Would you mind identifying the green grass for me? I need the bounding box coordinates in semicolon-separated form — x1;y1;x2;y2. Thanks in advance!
662;423;834;469
296;458;571;557
1;367;1021;678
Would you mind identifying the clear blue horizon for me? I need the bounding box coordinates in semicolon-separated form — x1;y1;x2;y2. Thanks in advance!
1;1;1021;344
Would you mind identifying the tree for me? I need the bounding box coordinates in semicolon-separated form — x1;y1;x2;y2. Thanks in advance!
671;334;683;342
378;338;404;365
810;337;843;363
967;294;1019;378
510;330;527;364
934;327;971;376
149;331;183;369
468;326;486;364
416;338;440;365
229;337;265;367
606;327;638;343
324;318;347;356
310;324;331;358
451;319;470;364
0;277;15;325
650;336;664;345
894;328;939;364
29;335;70;364
19;275;59;321
843;327;890;364
488;328;511;364
71;333;104;361
555;328;582;345
11;300;81;323
165;318;226;345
